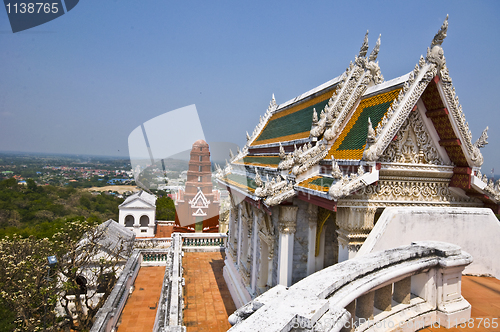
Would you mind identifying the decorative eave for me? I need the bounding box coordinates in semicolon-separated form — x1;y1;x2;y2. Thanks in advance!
328;161;379;200
362;15;487;171
315;33;384;143
363;58;438;162
437;65;487;167
470;172;500;205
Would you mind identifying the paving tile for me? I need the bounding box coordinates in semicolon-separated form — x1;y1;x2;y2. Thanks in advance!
116;266;165;332
183;252;237;332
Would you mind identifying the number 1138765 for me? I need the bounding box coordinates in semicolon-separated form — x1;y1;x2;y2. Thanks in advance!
5;2;59;14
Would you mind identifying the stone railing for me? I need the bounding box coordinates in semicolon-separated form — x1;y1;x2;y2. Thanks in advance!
135;237;172;249
153;233;186;332
228;241;472;332
181;233;227;252
91;232;227;332
90;250;142;332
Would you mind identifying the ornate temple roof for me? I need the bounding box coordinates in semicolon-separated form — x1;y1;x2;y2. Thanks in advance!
216;16;500;212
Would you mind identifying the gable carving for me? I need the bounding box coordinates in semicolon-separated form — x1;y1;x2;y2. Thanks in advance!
379;109;447;165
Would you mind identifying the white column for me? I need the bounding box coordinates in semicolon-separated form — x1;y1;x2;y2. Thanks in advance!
315;226;326;272
251;209;258;293
267;250;273;288
306;204;317;276
277;206;298;287
278;232;294;287
336;207;376;262
307;221;317;276
237;204;242;267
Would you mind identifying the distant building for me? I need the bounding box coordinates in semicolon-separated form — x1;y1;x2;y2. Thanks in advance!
173;140;221;232
118;191;157;237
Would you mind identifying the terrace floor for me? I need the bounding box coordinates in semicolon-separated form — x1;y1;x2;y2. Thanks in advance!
116;266;165;332
183;251;237;332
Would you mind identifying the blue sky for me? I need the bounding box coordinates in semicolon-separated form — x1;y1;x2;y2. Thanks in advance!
1;1;499;173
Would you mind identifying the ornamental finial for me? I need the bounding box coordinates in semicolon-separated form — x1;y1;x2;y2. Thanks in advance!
474;126;489;149
431;14;449;48
366;117;376;144
368;34;381;62
358;30;369;58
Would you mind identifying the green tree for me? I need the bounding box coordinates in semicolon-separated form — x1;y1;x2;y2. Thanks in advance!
156;196;175;220
0;218;133;331
0;235;61;331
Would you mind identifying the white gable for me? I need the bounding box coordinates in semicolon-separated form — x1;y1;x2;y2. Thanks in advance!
120;198;155;209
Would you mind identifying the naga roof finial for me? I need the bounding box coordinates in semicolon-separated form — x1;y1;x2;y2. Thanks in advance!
368;34;381;62
431;14;449;48
474;126;489;149
358;30;369;58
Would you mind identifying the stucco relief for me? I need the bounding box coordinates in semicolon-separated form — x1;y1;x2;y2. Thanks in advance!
379;109;446;165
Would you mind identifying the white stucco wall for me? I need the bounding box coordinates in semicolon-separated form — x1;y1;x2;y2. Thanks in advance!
357;207;500;279
118;208;156;237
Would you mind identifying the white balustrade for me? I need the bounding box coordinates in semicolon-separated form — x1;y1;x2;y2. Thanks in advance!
228;241;473;332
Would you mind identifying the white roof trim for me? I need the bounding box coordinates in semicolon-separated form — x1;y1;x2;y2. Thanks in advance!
276;75;342;111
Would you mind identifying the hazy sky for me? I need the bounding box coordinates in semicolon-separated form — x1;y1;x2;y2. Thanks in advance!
1;1;499;172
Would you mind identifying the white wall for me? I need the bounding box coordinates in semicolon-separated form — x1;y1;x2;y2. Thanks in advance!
118;208;155;237
357;207;500;279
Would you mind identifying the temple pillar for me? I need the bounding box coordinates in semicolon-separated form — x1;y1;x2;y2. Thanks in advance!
306;204;318;276
251;208;259;293
315;225;326;272
336;207;376;262
277;205;298;287
237;204;242;267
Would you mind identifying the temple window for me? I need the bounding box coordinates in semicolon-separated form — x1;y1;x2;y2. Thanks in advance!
125;215;134;227
140;215;149;227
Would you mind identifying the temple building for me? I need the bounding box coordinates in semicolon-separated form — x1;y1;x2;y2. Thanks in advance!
118;190;157;237
216;17;500;307
174;139;221;232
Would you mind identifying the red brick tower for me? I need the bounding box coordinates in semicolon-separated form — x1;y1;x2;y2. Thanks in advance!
174;140;220;232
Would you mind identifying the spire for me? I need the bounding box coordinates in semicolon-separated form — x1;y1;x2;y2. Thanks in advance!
279;142;286;159
368;34;381;62
358;30;369;58
431;14;449;48
268;93;277;110
312;108;318;124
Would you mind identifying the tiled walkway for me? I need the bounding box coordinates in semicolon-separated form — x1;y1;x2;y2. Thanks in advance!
421;276;500;332
183;252;237;332
116;266;165;332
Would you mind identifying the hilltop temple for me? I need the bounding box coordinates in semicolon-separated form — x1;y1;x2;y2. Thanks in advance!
216;17;500;307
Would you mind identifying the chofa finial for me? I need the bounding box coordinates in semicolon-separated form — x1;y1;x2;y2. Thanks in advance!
431;14;449;48
474;126;489;149
358;30;369;58
368;34;381;62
